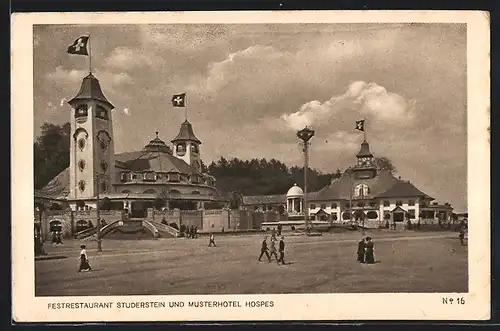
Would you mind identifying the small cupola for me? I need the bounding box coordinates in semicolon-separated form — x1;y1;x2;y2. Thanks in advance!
144;131;172;153
356;140;373;158
68;73;114;109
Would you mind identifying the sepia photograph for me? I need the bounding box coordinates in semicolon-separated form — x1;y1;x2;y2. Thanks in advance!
12;11;490;322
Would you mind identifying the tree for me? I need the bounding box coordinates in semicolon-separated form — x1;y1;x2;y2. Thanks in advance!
375;156;396;174
99;197;112;211
34;122;71;189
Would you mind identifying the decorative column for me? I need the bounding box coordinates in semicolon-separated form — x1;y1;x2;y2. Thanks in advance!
297;126;315;229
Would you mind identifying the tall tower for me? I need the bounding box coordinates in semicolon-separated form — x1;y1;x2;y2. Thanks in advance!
68;73;115;202
171;119;202;172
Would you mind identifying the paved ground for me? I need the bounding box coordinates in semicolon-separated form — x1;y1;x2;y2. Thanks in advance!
35;230;468;296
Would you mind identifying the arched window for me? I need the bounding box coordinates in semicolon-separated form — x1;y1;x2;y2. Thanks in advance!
78;160;86;171
354;184;370;197
78;180;86;192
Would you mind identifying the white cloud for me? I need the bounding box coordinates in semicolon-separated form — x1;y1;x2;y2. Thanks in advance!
104;47;159;70
281;81;415;131
46;66;133;89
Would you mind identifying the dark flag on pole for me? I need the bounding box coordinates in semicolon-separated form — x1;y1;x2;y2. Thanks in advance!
355;120;365;132
172;93;186;107
67;36;90;55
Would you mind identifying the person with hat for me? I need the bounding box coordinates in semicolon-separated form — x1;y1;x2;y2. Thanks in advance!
258;236;270;262
357;237;366;263
77;244;92;272
278;236;286;265
364;237;375;264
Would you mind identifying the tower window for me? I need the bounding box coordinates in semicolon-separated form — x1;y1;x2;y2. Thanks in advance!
95;105;108;120
75;105;88;118
77;138;86;150
191;144;199;154
78;180;86;192
354;184;370;197
176;143;186;156
78;160;86;171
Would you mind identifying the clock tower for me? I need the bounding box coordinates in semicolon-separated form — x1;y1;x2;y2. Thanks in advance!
67;73;115;203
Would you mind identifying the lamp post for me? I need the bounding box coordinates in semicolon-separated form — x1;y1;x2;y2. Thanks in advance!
96;172;102;252
297;126;315;230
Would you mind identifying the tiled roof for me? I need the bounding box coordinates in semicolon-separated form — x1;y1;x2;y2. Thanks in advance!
242;194;286;205
310;169;400;201
68;73;114;109
171;120;201;144
115;150;199;175
376;180;433;199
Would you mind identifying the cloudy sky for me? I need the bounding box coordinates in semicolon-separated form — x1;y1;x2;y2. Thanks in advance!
33;23;467;212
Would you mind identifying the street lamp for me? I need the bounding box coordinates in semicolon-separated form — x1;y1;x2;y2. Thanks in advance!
297;126;315;230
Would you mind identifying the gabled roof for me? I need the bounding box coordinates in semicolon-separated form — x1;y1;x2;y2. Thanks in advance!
311;169;400;201
68;73;114;109
376;180;433;199
171;120;201;144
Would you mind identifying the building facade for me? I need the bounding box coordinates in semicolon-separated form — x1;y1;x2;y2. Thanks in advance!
37;73;218;217
242;139;454;229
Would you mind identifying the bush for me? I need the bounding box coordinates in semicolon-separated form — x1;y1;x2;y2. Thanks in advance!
385;220;389;229
169;222;179;230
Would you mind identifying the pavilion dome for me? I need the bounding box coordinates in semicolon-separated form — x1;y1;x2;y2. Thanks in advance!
286;183;304;197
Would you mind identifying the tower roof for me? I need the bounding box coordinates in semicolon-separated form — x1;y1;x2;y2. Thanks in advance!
356;140;373;158
143;132;172;154
171;119;201;144
68;73;114;109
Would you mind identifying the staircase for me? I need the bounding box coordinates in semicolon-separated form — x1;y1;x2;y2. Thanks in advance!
148;221;180;238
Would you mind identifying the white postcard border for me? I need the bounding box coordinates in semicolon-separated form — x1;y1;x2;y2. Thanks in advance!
11;10;491;322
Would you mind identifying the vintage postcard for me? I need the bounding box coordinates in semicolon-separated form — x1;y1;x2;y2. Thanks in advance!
12;10;490;322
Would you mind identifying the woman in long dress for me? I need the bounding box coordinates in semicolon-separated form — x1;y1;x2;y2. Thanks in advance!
357;238;366;263
365;237;375;264
78;244;92;272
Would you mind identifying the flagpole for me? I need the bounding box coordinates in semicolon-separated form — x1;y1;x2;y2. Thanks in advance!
185;93;188;120
88;35;92;74
363;117;367;141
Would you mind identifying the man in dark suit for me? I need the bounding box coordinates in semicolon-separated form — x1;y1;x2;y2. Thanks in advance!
357;238;366;263
258;236;270;262
278;236;286;265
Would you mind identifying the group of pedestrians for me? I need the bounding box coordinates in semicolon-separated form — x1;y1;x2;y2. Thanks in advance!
184;225;199;239
357;236;375;264
258;235;286;265
51;231;63;245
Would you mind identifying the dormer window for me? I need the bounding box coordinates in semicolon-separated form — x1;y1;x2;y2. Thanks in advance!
120;172;128;182
144;172;156;182
354;184;370;197
190;175;199;183
168;173;180;182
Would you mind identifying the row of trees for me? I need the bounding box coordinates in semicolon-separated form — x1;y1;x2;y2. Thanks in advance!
34;121;397;197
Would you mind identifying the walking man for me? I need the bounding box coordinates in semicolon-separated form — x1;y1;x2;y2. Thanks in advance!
208;233;216;247
459;229;465;246
357;237;366;263
269;237;279;264
258;236;270;262
278;236;286;265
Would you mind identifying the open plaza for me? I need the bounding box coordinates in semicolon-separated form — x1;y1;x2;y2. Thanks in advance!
35;230;468;296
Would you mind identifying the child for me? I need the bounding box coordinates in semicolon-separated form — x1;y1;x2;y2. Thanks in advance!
78;244;92;272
